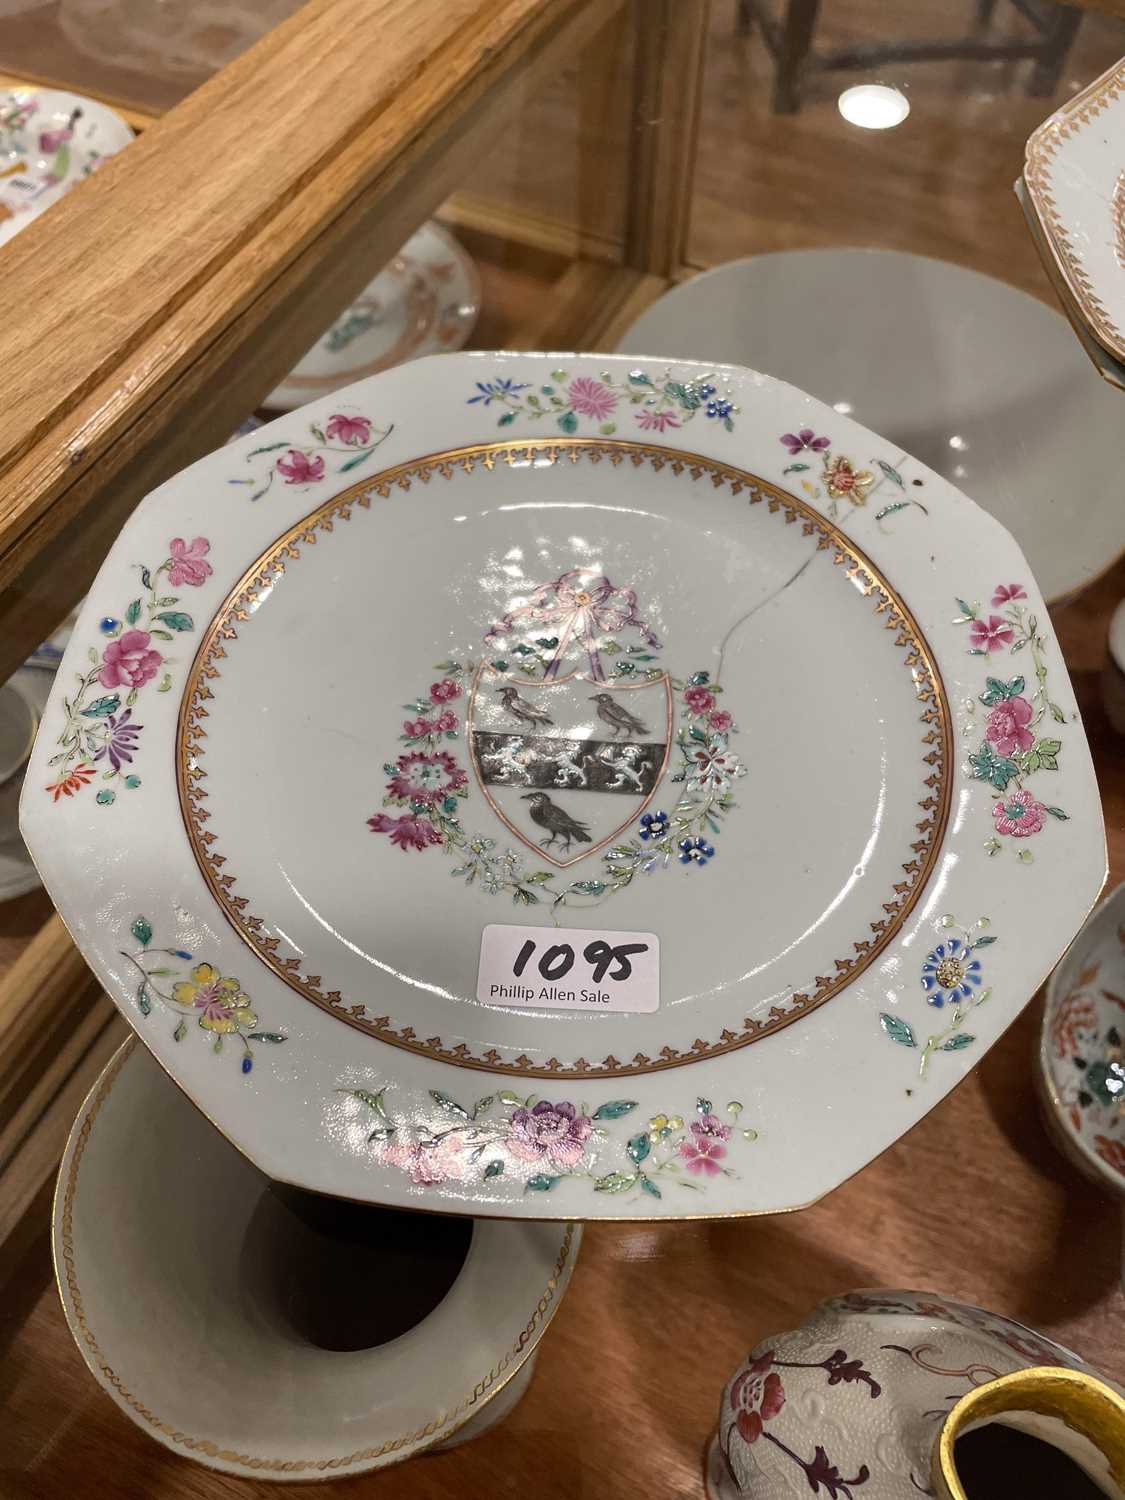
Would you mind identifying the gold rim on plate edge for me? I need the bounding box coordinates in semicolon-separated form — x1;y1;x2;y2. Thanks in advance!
176;437;953;1079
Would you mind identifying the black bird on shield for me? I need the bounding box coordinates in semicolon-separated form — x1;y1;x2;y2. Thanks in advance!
496;684;554;729
520;791;592;852
589;691;649;739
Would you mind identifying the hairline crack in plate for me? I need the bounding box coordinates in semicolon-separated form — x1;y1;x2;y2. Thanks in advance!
21;352;1106;1219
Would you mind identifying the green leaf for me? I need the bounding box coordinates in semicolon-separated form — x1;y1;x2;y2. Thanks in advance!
941;1033;975;1051
173;1019;186;1042
879;1012;916;1047
136;981;151;1016
550;369;567;382
212;1035;223;1053
1046;806;1069;820
626;1132;651;1163
640;1177;662;1199
557;410;578;434
979;678;1007;706
498;1090;523;1105
875;502;909;520
525;1174;560;1192
1036;749;1058;770
483;1160;505;1180
877;459;904;488
593;1100;638;1119
246;441;290;456
157;672;173;693
782;462;810;474
973;935;997;948
430;1089;470;1119
80;694;120;718
1049;702;1067;724
593;1170;638;1194
154;611;194;632
599;422;617;435
339;449;374;473
367;1127;395;1143
246;1032;285;1043
697;1097;713;1114
149;629;173;641
341;1088;387;1115
1036;738;1061;755
955;597;978;620
125;598;142;625
131;916;153;946
140;567;152;589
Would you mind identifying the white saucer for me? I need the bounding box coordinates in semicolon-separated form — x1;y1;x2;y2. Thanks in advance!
618;249;1125;604
265;222;479;412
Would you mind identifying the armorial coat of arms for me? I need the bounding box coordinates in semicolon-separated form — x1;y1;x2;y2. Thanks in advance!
367;568;746;910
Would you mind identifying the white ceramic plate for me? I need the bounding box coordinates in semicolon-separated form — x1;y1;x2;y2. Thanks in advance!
1039;883;1125;1198
617;249;1125;604
0;87;132;248
21;352;1106;1219
1024;58;1125;368
265;222;479;412
54;1039;577;1481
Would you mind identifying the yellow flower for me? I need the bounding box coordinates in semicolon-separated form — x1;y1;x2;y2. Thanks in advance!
823;455;874;505
172;962;257;1034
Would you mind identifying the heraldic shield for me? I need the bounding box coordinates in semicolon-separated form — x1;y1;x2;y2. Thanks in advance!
469;665;673;869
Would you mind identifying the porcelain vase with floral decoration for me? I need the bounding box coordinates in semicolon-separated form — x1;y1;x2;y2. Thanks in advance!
705;1290;1125;1500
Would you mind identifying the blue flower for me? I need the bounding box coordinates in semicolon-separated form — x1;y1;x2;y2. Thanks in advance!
696;383;716;400
467;378;530;406
99;616;120;634
706;398;734;420
678;836;715;865
639;810;670;841
920;938;983;1007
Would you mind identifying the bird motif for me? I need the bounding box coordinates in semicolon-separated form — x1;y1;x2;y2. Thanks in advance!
496;684;554;729
520;792;591;852
589;692;649;739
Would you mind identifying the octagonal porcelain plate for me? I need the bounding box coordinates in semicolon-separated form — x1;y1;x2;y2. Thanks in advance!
1024;56;1125;367
20;353;1106;1219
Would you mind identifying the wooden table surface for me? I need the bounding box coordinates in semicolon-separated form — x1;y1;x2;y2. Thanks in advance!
1;550;1123;1500
3;4;1125;1495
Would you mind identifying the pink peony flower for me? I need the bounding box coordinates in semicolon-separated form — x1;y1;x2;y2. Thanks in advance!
39;125;74;153
567;377;617;422
679;1135;727;1176
992;789;1047;837
635;409;681;433
402;716;436;737
984;695;1034;757
383;1137;466;1184
729;1353;786;1444
692;1113;732;1141
385;750;467;806
434;709;457;732
969;615;1014;654
325;413;372;445
684;685;715;714
708;709;732;733
367;812;442;850
166;536;212;588
991;583;1027;607
99;629;162;690
508;1101;592;1169
276;449;325;484
430;678;462;704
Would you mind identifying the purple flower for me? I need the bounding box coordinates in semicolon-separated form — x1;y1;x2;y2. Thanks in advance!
93;710;143;773
780;428;830;455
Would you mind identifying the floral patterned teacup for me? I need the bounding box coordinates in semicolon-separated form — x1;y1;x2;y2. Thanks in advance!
53;1039;579;1483
707;1290;1124;1499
